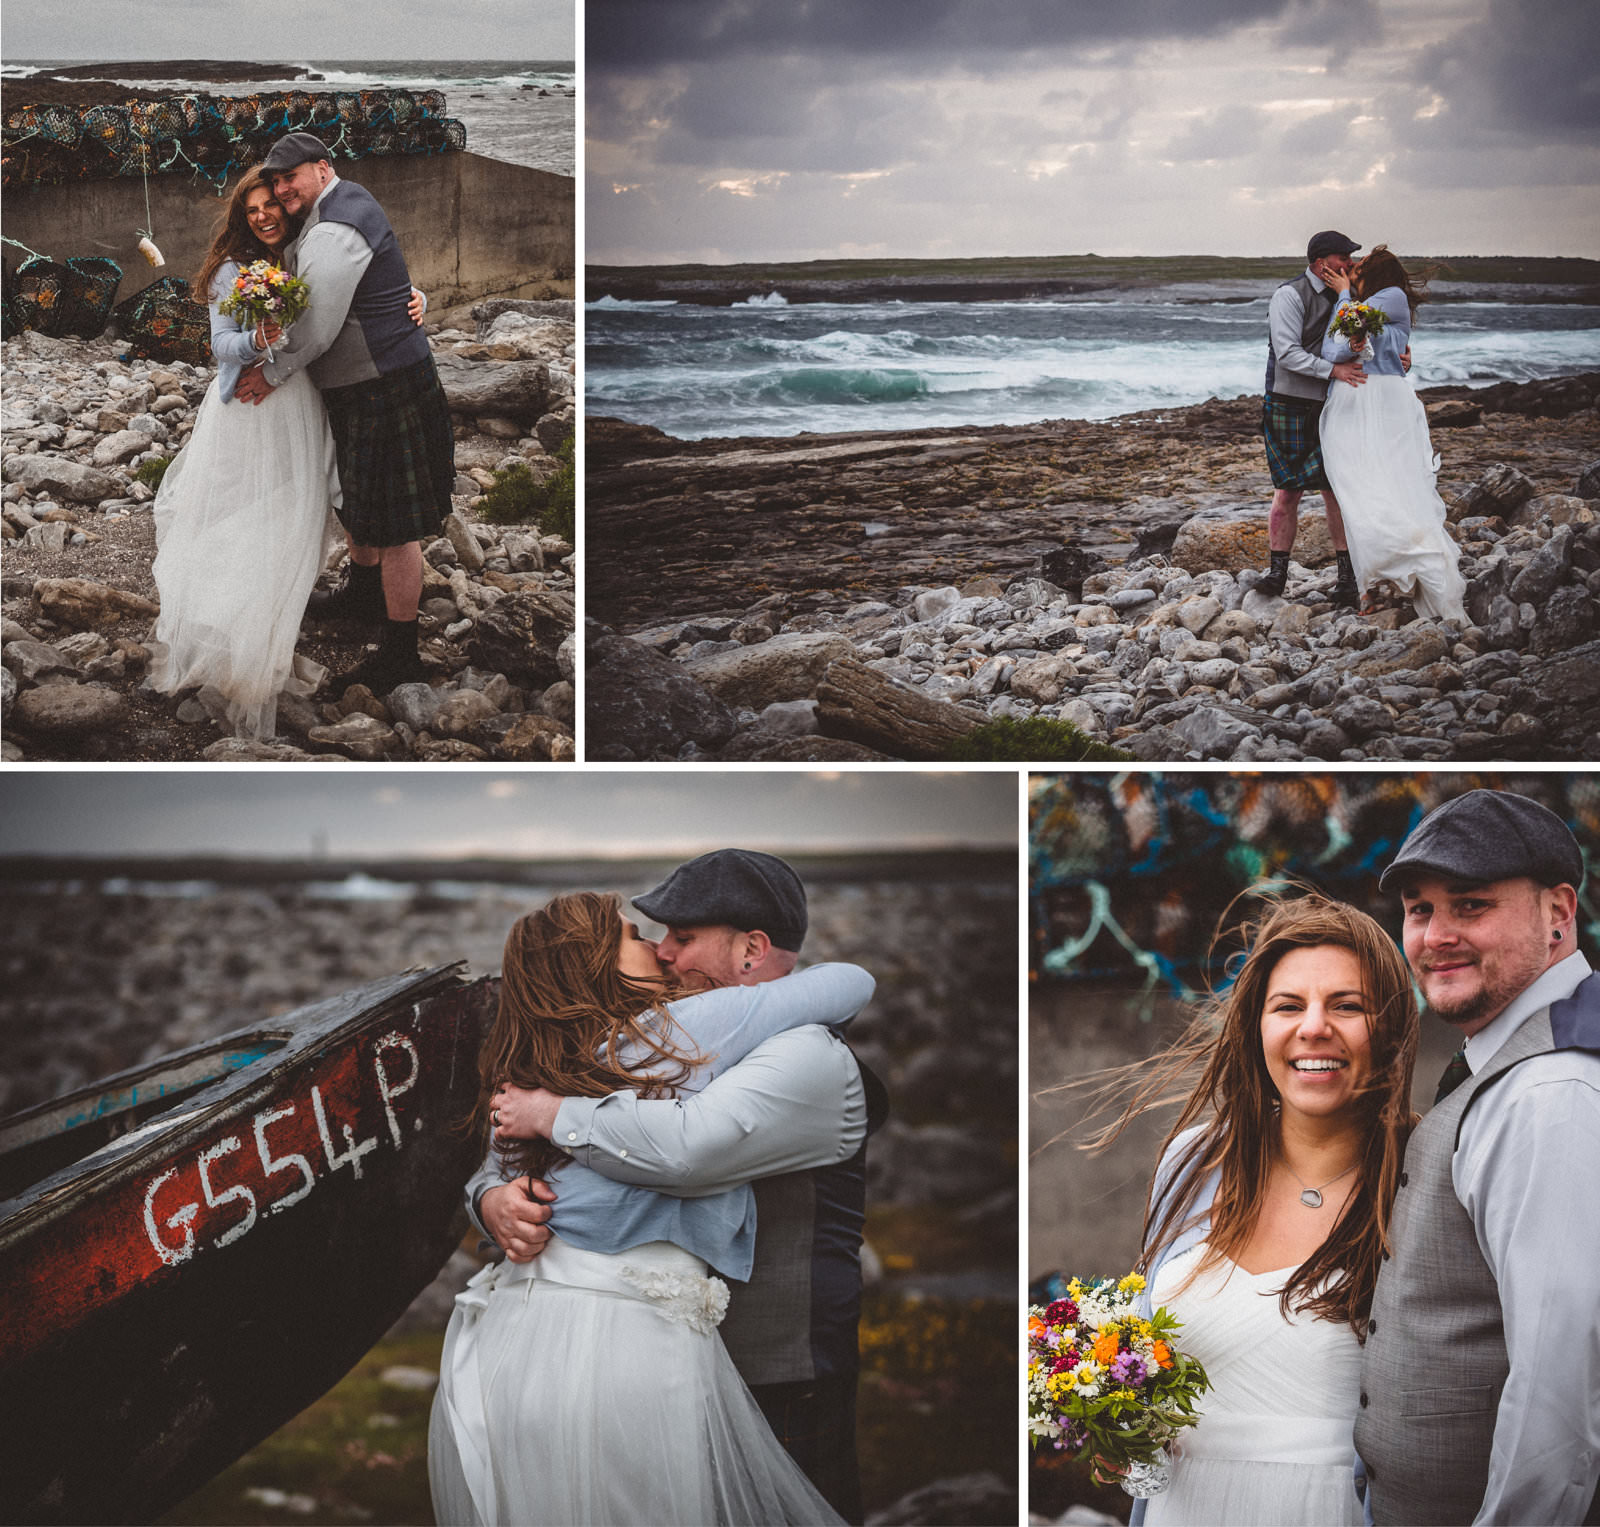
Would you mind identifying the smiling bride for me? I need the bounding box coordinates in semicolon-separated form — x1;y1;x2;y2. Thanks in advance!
1079;894;1419;1527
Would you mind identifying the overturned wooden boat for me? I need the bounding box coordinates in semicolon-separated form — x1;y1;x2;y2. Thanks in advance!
0;964;498;1525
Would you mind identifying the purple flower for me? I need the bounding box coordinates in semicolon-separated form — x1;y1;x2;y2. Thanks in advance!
1109;1352;1147;1386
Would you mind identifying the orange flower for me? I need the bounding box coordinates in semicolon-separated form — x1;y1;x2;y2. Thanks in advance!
1029;1316;1045;1339
1093;1331;1120;1365
1152;1341;1173;1369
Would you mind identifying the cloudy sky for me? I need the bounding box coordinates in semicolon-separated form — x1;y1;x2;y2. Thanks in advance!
1;0;572;62
0;771;1018;860
587;0;1598;263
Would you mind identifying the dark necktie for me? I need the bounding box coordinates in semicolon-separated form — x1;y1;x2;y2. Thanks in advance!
1434;1049;1471;1103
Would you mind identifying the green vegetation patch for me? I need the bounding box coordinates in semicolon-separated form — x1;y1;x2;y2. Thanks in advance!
134;456;171;490
946;716;1133;763
476;434;574;542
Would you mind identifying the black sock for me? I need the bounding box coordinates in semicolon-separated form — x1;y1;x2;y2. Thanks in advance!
349;560;382;591
381;616;418;656
1336;550;1355;578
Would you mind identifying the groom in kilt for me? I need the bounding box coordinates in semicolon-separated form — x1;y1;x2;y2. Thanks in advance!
236;132;455;695
1257;229;1368;606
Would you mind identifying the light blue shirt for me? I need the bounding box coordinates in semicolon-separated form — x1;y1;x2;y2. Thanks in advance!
467;963;874;1280
1322;285;1413;379
206;261;266;404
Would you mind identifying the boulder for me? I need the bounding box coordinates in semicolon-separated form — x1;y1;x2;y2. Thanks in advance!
13;683;127;733
32;578;159;630
1506;493;1596;531
305;713;400;761
684;632;856;708
2;455;120;504
433;353;552;422
585;626;737;759
464;589;574;687
1171;508;1334;574
484;712;574;760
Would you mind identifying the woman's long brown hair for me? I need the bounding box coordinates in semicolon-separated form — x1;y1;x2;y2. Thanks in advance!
1353;244;1432;320
191;168;293;306
477;891;701;1181
1079;891;1418;1336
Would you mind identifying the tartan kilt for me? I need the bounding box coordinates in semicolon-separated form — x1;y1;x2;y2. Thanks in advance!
321;355;455;547
1262;392;1329;491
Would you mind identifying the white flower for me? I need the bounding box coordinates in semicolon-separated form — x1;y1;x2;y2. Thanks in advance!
618;1264;730;1333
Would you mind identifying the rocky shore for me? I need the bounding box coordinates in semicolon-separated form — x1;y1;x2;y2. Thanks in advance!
2;301;576;761
586;375;1600;762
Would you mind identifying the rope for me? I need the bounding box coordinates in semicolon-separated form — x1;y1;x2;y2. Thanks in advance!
2;234;48;261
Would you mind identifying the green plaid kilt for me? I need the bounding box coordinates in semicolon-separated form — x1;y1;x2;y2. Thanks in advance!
1262;392;1329;491
321;356;455;547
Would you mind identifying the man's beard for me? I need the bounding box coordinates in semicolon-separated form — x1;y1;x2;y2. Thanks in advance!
1420;944;1549;1030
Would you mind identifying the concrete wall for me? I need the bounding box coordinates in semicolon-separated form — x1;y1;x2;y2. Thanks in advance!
3;152;573;310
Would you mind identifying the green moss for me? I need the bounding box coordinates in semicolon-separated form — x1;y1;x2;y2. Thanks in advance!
476;434;574;541
134;456;171;490
946;716;1133;762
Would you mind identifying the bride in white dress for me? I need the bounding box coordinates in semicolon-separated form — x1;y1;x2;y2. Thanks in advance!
428;891;868;1526
1088;895;1418;1527
1318;246;1468;622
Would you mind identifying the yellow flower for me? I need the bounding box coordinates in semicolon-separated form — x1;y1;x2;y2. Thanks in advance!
1119;1272;1146;1294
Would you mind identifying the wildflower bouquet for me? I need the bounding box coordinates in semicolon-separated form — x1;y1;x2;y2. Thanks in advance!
1328;301;1387;347
1027;1272;1209;1497
218;261;309;358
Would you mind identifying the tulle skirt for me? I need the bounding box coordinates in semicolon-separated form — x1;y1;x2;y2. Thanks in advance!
1320;375;1468;622
428;1238;843;1527
147;371;340;739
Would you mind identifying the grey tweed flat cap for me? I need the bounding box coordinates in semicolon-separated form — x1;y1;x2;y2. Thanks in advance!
1380;789;1584;892
633;849;808;951
260;132;333;171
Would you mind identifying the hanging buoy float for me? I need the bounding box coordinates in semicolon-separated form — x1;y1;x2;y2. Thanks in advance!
137;235;165;267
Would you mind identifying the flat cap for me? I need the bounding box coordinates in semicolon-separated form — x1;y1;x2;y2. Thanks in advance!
633;849;807;951
1307;229;1361;262
1380;789;1584;892
260;132;334;171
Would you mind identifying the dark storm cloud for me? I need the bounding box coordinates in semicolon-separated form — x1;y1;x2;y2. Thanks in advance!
1417;0;1600;140
588;0;1297;69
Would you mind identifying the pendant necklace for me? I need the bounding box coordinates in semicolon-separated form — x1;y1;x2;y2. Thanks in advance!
1287;1161;1357;1209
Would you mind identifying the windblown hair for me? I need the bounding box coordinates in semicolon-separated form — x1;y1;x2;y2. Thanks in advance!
1354;244;1432;320
191;168;295;308
1080;891;1418;1336
477;891;699;1181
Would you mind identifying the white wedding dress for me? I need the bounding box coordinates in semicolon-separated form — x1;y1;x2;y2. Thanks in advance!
1318;286;1467;622
429;1238;841;1526
147;309;338;740
1144;1243;1363;1527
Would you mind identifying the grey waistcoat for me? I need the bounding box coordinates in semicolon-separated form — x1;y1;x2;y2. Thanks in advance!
1264;272;1336;398
1355;987;1600;1526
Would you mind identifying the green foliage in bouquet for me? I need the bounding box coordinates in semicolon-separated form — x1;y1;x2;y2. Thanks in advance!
946;716;1132;763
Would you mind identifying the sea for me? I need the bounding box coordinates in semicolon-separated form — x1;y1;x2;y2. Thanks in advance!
1;59;574;176
586;284;1600;440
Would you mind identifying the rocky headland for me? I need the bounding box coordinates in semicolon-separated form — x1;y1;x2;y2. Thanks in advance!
586;375;1600;762
2;301;576;761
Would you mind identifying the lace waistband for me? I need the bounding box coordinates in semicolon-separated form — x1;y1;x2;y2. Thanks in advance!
461;1238;730;1332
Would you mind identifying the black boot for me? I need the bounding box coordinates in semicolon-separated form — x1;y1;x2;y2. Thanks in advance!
334;618;428;695
307;559;385;624
1256;550;1291;598
1331;550;1360;608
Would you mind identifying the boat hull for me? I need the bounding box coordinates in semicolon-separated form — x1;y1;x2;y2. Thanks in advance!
0;966;498;1525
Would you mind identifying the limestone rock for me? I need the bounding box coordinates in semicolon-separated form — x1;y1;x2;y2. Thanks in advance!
464;589;574;687
586;626;738;759
684;632;856;708
433;353;552;422
33;578;159;630
13;683;127;733
1170;508;1334;575
2;454;120;503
